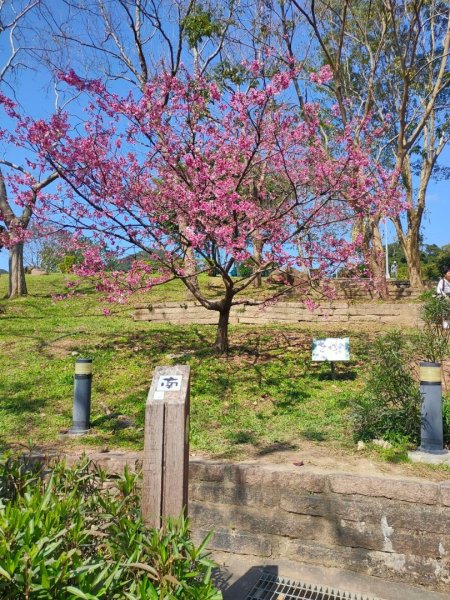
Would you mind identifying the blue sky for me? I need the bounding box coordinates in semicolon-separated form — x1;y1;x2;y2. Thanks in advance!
420;178;450;248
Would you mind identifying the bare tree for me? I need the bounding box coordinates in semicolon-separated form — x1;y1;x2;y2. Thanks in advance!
0;163;57;296
0;0;57;297
0;0;40;84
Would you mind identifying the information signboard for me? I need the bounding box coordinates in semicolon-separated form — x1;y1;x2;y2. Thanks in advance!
312;338;350;362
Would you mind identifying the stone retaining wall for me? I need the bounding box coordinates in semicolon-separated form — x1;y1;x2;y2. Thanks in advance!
134;301;422;327
189;461;450;593
327;279;426;301
66;453;450;592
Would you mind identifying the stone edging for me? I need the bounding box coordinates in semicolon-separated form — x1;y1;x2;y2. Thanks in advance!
61;452;449;592
134;301;422;327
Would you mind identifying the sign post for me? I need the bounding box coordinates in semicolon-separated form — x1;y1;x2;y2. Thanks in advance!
312;338;350;379
142;365;190;528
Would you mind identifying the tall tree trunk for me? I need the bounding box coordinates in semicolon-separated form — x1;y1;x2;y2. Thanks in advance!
403;231;423;290
8;243;27;298
359;218;389;299
394;157;425;291
371;223;389;299
393;203;424;291
214;304;231;354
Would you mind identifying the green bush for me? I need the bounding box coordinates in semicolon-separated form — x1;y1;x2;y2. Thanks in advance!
352;331;422;443
0;456;221;599
414;292;450;363
59;254;78;274
443;396;450;446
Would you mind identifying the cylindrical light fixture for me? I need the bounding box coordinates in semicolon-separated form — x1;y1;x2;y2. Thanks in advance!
419;361;446;454
69;358;92;434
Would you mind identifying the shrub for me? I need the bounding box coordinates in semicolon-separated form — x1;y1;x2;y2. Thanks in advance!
443;396;450;446
414;292;450;363
0;455;221;599
352;331;422;443
59;254;78;274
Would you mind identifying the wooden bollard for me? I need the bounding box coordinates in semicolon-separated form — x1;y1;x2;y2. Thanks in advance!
141;365;190;528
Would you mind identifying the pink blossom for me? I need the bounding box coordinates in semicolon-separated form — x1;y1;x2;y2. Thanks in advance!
310;65;334;85
2;65;403;315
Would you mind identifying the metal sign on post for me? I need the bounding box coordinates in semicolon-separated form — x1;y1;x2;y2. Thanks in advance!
312;338;350;379
311;338;350;362
141;365;190;528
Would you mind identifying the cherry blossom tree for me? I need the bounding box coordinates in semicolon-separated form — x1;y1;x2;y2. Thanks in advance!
16;66;402;351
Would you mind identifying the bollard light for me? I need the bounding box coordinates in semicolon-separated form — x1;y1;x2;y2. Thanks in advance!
69;358;92;435
419;361;446;454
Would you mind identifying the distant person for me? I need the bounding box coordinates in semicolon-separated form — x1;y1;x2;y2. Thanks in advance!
436;266;450;329
390;261;398;278
436;266;450;297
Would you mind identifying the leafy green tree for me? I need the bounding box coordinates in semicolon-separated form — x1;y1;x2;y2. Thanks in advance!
290;0;450;290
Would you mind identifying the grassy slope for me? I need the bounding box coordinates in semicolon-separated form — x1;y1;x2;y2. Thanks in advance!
1;273;371;457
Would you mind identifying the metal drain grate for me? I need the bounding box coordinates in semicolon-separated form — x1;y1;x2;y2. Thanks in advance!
246;572;379;600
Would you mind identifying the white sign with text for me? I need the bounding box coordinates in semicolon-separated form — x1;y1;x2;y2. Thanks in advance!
312;338;350;362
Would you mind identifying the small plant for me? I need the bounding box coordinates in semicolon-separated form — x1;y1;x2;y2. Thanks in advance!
443;396;450;446
352;331;422;443
414;292;450;363
0;455;221;599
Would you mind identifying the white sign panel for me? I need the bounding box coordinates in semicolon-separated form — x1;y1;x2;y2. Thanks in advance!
312;338;350;362
157;375;183;391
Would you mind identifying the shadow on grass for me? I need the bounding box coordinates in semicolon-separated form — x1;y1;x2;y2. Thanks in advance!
90;413;122;428
87;326;217;360
230;330;312;362
214;438;299;460
302;429;327;442
226;430;257;445
82;428;144;448
0;322;219;362
308;362;357;381
257;441;298;455
271;388;311;414
0;379;48;416
316;370;357;381
26;281;98;299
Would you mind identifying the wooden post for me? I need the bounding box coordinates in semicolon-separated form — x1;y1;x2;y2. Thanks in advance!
142;365;190;528
330;361;336;380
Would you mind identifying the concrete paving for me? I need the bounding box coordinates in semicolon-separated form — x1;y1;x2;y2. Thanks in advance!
408;449;450;465
212;551;450;600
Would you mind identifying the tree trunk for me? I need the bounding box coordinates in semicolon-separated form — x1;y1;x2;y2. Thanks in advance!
404;232;424;290
370;223;389;299
184;245;199;293
214;306;231;354
394;206;424;291
178;216;199;295
358;218;389;299
252;235;263;288
8;243;27;298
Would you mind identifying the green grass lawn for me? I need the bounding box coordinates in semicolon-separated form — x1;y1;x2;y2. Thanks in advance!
0;273;375;457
